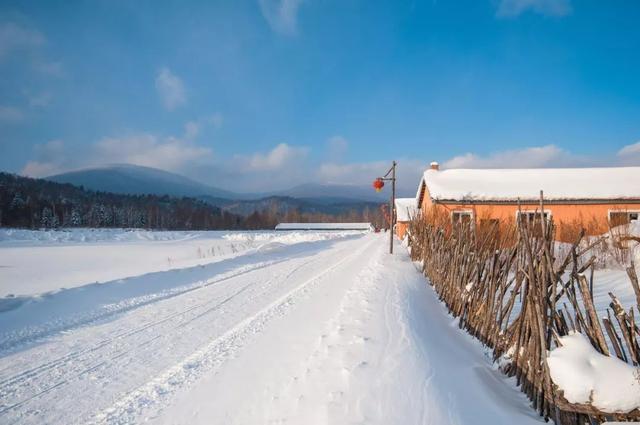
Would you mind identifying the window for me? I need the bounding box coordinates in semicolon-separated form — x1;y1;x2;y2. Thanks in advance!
451;210;473;225
517;211;550;224
517;211;550;236
609;210;640;227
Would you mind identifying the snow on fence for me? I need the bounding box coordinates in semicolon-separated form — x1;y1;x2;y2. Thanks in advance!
408;203;640;425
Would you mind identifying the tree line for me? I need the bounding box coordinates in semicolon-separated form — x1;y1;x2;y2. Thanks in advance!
0;172;385;230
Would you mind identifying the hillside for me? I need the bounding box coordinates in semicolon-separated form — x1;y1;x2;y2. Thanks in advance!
0;172;242;230
0;173;385;230
271;183;389;203
45;165;394;204
47;164;239;199
202;195;382;218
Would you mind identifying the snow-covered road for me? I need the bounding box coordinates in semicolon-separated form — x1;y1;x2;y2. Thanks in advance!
0;232;542;424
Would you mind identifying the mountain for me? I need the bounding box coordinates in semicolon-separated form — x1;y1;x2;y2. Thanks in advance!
46;164;239;199
0;171;241;230
46;165;395;203
45;164;401;206
272;183;389;203
1;172;386;230
202;195;382;217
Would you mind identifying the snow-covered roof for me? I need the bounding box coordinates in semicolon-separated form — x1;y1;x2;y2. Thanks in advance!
395;198;418;222
420;167;640;203
275;223;373;231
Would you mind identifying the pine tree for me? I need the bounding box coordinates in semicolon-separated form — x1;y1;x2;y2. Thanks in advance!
41;207;53;228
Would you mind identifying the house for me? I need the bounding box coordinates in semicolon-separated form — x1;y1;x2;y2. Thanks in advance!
416;162;640;240
394;198;418;240
275;222;374;231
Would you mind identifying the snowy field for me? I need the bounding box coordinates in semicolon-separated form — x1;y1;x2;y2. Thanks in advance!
0;228;360;298
1;228;631;424
0;228;545;424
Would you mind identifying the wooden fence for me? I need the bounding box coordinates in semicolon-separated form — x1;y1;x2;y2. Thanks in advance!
407;206;640;424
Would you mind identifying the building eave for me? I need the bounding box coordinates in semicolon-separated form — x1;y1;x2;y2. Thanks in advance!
432;198;640;205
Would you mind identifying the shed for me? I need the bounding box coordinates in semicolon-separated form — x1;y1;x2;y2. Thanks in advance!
394;198;418;240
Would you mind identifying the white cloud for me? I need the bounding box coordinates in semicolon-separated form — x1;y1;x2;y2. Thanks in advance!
318;161;387;184
0;22;44;61
0;105;24;122
617;141;640;157
21;140;66;177
617;141;640;166
496;0;571;17
22;160;60;177
192;142;313;192
94;133;212;172
155;67;186;110
318;159;426;195
242;143;309;171
183;114;223;140
258;0;304;35
326;135;348;162
21;129;215;178
442;145;591;169
0;22;63;77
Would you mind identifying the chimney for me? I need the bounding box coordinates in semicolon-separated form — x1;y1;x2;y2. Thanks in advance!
430;161;439;171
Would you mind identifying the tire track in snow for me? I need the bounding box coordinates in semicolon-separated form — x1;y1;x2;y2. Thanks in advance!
0;259;281;393
90;238;376;425
0;237;369;424
0;255;319;417
0;277;265;415
0;258;283;356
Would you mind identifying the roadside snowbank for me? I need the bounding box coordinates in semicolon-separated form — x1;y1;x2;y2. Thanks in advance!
0;229;362;298
149;235;542;425
548;333;640;413
222;230;362;245
0;228;206;245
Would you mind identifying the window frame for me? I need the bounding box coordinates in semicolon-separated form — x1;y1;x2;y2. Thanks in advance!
515;209;552;222
451;210;474;225
608;209;640;225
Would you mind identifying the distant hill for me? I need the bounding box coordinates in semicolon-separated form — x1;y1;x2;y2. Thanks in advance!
46;164;239;199
0;172;242;230
272;183;388;203
1;172;386;230
43;164;397;224
45;164;397;204
203;195;382;217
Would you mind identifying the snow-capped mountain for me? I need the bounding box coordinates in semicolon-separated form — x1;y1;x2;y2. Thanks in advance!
46;164;239;199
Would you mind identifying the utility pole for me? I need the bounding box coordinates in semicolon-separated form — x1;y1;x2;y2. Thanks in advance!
373;161;397;254
389;161;396;254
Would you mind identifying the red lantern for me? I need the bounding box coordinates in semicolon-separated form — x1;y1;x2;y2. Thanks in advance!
373;178;384;192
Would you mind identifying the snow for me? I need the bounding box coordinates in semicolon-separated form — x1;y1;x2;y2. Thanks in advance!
0;232;543;424
547;333;640;413
0;228;360;298
420;167;640;201
0;228;205;244
275;222;373;231
394;197;417;222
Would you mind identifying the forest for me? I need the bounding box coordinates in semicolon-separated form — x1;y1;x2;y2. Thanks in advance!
0;172;385;230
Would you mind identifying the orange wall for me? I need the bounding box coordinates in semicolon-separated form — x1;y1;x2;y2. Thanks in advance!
421;193;639;239
396;221;409;240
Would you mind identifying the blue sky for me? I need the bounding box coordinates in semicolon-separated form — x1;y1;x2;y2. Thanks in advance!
1;0;639;193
